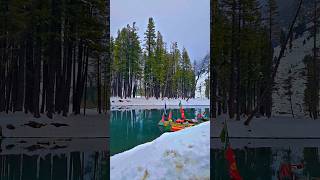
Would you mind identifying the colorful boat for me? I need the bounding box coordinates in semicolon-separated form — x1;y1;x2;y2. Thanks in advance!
170;122;194;132
171;124;184;132
175;119;185;123
158;120;172;126
199;118;209;122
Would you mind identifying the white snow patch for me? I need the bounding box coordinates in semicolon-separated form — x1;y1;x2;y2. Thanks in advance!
272;29;319;117
110;122;210;180
212;115;320;138
195;72;209;98
0;110;108;137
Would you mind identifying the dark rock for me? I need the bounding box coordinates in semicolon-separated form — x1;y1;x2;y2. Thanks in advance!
50;145;67;150
24;121;46;128
50;123;69;127
24;145;45;151
37;142;50;146
6;144;15;150
6;124;15;130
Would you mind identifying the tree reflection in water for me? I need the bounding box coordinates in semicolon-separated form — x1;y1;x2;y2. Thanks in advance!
0;138;109;180
212;140;320;179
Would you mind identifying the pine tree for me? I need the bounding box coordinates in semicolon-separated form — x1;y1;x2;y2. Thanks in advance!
144;18;156;98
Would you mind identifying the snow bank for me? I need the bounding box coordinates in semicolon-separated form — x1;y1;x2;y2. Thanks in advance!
111;97;209;110
110;122;210;180
0;110;108;137
212;116;320;138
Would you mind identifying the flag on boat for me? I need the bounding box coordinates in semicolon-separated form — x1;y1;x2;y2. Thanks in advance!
164;102;167;116
225;145;243;180
178;101;185;119
168;111;172;120
220;119;228;143
221;119;242;180
220;123;227;143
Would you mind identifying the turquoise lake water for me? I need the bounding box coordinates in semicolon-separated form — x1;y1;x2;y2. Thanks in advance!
110;107;209;156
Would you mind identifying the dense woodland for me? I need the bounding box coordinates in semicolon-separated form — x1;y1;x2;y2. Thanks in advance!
210;0;319;121
303;0;320;119
0;0;111;118
110;18;197;99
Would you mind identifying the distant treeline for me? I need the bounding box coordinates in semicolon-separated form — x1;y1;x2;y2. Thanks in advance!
111;18;196;99
0;0;111;118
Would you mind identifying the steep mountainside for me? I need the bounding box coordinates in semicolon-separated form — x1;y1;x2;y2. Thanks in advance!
272;23;319;117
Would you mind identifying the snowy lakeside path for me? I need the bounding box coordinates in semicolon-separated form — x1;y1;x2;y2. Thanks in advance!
0;110;108;137
212;116;320;138
110;121;210;180
111;97;209;110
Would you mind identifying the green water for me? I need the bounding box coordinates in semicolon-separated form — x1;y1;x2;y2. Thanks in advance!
212;143;320;179
110;107;209;155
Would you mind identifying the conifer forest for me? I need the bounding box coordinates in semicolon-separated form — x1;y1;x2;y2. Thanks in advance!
110;18;197;99
0;0;111;118
210;0;319;123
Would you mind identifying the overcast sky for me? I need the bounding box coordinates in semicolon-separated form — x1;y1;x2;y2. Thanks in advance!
111;0;209;62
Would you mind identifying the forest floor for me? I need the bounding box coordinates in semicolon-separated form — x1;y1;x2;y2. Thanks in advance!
110;121;210;180
212;115;320;138
0;109;108;137
111;97;209;110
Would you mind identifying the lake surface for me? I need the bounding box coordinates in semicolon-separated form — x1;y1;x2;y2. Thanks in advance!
212;139;320;180
0;138;109;180
110;107;209;155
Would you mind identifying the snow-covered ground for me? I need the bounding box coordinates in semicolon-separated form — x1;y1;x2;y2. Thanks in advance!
212;115;320;138
195;72;209;98
272;26;319;117
0;110;108;137
110;121;210;180
111;97;209;110
0;137;108;156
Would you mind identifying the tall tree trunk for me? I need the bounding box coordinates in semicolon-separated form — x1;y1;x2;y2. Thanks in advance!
236;0;241;121
228;0;237;119
33;30;41;118
97;57;101;114
210;0;217;119
312;0;319;119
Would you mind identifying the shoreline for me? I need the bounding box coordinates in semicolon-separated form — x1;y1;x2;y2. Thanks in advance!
111;97;209;110
212;115;320;138
212;138;320;149
110;121;210;179
0;110;108;138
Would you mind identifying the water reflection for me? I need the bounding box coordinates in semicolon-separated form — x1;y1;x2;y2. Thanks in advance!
212;139;320;180
0;138;109;180
111;107;209;155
